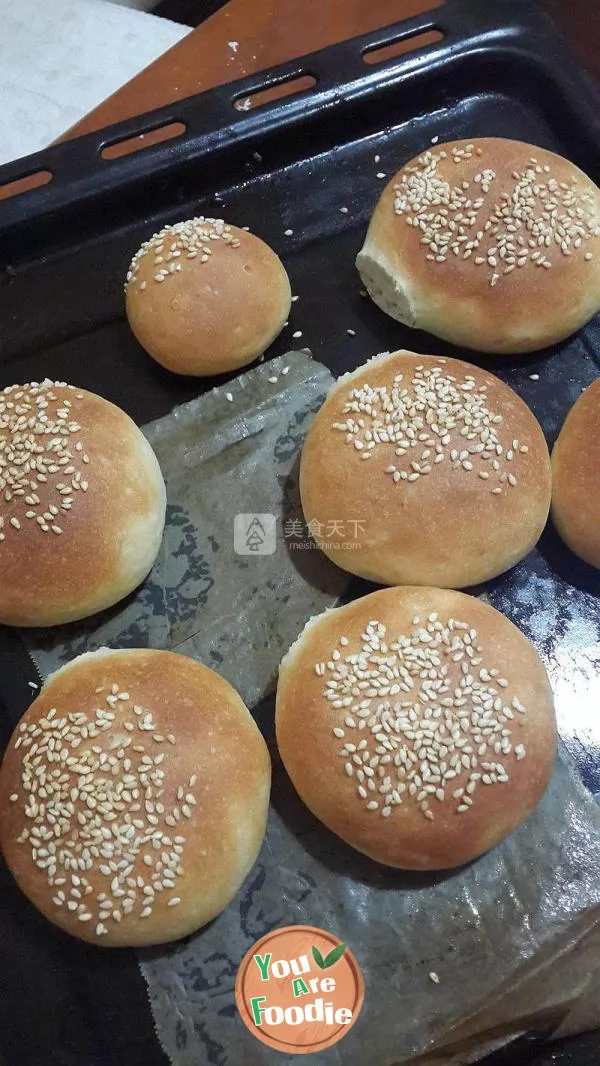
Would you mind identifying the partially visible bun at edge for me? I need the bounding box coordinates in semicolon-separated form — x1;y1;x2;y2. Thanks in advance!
552;378;600;569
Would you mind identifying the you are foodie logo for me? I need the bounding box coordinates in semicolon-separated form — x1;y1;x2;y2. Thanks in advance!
235;925;364;1053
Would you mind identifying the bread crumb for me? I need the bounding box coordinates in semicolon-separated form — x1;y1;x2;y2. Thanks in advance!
238;98;251;111
292;330;303;339
429;972;440;984
253;151;262;162
228;41;239;52
359;289;367;297
225;392;233;402
284;228;294;236
529;374;540;381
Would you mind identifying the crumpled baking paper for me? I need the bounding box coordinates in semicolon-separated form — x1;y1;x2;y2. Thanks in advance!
137;739;600;1066
20;352;600;1066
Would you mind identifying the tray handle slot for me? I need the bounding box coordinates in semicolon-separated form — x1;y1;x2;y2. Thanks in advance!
0;169;53;204
100;120;188;161
362;28;444;66
232;73;317;113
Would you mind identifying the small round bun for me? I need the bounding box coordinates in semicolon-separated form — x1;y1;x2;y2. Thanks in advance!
276;587;556;870
300;351;551;588
125;217;291;376
0;649;271;946
357;138;600;354
0;380;165;627
551;379;600;568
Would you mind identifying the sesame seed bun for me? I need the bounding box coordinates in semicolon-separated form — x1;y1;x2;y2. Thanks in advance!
276;587;556;870
0;648;271;946
551;378;600;568
0;380;165;627
299;350;551;588
356;138;600;354
125;217;291;376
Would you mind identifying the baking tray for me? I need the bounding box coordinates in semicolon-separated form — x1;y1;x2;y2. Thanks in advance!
0;1;599;1063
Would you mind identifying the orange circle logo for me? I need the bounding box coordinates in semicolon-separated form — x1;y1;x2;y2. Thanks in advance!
235;925;364;1054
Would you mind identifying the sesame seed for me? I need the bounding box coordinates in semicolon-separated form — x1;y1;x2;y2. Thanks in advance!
282;367;290;376
127;217;241;289
393;147;599;287
292;331;303;339
429;972;440;984
9;679;194;935
168;897;181;907
268;376;278;384
340;206;349;214
0;382;90;541
284;228;294;236
322;612;528;821
333;362;525;497
529;374;539;381
376;172;386;179
225;393;233;402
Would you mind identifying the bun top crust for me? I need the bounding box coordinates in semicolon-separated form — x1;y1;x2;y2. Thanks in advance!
0;380;165;627
357;138;600;353
0;649;271;946
300;351;551;588
125;216;291;376
276;587;556;870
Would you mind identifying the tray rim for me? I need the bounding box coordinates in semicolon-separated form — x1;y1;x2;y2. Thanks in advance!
0;0;598;236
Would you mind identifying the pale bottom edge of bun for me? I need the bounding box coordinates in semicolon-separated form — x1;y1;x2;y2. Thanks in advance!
45;647;129;686
356;247;416;328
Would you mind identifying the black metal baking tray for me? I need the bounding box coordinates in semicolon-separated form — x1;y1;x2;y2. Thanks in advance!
0;1;599;1063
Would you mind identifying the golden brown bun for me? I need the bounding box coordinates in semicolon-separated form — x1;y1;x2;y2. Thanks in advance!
299;351;551;588
0;649;271;946
356;138;600;354
276;587;556;870
551;379;600;568
125;217;291;375
0;380;165;627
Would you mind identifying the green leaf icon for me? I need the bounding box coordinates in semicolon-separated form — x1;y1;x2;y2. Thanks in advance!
312;945;326;969
323;943;347;968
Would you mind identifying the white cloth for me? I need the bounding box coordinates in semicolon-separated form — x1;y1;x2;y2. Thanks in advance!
0;0;190;165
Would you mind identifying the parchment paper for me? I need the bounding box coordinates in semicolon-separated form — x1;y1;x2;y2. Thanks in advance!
139;747;600;1066
19;352;600;1065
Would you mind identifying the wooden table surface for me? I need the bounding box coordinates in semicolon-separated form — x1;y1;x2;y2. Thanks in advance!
59;0;599;145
